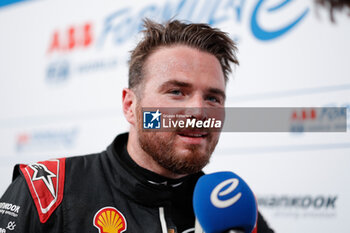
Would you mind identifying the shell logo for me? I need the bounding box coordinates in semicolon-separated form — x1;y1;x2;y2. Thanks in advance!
93;207;127;233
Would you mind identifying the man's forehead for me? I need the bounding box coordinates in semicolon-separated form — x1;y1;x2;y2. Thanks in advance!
142;45;225;87
146;45;219;68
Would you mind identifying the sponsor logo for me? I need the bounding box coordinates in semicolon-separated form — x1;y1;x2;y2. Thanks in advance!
93;207;127;233
16;128;78;152
22;161;62;212
98;0;309;47
47;22;93;54
0;0;28;8
29;163;57;198
0;203;20;214
0;203;20;218
290;107;346;132
324;102;350;130
45;20;118;83
210;178;242;208
6;222;16;231
20;159;66;223
251;0;309;41
258;195;338;218
258;195;337;209
46;60;70;85
45;0;309;85
291;108;317;121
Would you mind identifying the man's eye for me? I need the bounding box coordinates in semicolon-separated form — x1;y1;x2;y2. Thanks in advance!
168;90;183;96
206;96;220;103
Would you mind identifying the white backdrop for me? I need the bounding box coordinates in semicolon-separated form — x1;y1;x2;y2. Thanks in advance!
0;0;349;232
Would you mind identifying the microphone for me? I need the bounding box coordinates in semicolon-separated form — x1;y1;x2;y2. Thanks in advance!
193;171;257;233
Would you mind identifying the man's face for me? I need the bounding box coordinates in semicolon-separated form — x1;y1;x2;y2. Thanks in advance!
135;45;226;175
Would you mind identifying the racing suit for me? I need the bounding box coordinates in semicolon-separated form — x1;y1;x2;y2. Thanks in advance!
0;133;274;233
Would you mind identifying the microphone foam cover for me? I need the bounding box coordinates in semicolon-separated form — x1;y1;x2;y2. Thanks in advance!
193;171;257;233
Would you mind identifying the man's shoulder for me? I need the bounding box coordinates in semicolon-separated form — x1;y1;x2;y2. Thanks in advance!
13;152;106;180
16;158;66;223
65;151;106;172
12;151;107;223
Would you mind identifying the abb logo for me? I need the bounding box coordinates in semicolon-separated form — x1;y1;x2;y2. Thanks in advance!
48;22;93;53
291;109;317;121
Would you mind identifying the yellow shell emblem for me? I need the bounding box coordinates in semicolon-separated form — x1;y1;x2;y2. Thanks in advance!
93;207;127;233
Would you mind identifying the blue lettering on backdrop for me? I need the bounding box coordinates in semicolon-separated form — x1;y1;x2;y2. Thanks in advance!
251;0;309;41
97;0;190;47
206;0;228;25
97;0;309;47
46;61;70;84
324;103;350;130
98;8;132;47
229;0;245;22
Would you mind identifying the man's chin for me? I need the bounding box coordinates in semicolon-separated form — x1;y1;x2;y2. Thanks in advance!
162;156;209;175
175;146;205;158
171;149;210;172
137;130;215;175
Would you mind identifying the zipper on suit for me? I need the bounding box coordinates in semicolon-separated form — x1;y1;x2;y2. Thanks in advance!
159;206;168;233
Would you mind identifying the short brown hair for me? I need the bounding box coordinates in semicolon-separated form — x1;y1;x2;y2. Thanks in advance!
128;19;239;89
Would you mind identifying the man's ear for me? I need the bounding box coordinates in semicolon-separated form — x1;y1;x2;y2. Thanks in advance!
122;88;137;125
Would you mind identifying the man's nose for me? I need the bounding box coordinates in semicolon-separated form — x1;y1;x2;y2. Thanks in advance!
184;95;206;120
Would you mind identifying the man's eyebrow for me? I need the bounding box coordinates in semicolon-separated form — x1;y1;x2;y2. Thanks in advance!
158;80;226;99
158;80;193;91
207;88;226;100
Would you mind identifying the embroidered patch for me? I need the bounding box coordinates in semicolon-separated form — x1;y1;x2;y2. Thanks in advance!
20;158;65;223
0;202;20;218
93;206;127;233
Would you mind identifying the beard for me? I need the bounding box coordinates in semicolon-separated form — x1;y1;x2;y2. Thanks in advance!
136;103;219;175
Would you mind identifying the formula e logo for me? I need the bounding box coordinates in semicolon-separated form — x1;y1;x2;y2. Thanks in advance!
143;110;161;129
210;178;242;208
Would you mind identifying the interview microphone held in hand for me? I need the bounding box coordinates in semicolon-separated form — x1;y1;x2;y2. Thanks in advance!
193;171;257;233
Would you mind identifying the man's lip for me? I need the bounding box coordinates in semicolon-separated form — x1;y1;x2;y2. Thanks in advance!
176;131;208;145
176;131;208;137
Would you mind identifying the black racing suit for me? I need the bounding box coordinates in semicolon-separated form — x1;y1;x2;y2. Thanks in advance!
0;133;274;233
